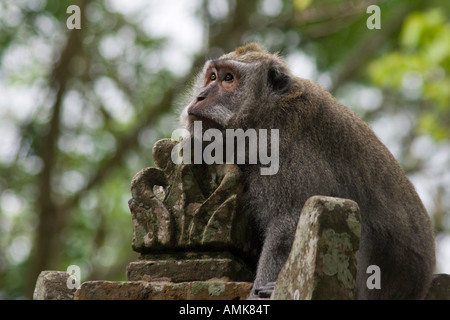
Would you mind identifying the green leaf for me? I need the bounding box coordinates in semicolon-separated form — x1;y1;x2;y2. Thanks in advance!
401;13;423;49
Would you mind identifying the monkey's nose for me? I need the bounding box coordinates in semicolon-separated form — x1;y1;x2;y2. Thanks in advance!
196;88;210;102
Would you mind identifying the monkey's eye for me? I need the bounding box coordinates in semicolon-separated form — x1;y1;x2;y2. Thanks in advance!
224;73;234;81
210;73;216;81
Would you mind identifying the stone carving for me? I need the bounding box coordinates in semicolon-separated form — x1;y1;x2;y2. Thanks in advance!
125;138;256;291
128;139;255;256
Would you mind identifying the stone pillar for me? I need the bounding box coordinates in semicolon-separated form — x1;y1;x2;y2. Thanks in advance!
272;196;361;300
33;271;76;300
425;274;450;300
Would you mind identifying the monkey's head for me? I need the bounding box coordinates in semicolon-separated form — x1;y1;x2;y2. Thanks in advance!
180;43;296;132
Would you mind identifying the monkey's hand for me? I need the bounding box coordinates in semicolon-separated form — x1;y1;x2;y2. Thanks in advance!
253;282;276;299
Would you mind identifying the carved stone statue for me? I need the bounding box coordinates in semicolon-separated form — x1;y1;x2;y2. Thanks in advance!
127;139;257;285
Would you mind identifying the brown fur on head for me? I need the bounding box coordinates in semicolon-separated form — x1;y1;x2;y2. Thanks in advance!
221;43;291;75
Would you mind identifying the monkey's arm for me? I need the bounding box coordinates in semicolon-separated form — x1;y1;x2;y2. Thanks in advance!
249;228;293;298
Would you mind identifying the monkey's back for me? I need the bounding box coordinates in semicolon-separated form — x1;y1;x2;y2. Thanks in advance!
304;79;434;299
248;77;436;299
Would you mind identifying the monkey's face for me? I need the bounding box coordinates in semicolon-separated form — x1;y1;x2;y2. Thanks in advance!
180;44;294;133
182;60;243;133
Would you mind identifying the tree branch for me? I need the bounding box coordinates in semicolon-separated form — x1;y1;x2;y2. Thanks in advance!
28;0;89;295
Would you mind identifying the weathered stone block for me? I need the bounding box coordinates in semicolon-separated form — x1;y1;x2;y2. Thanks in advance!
33;271;76;300
74;280;252;300
74;281;152;300
127;257;253;282
272;196;361;300
128;139;256;259
425;274;450;300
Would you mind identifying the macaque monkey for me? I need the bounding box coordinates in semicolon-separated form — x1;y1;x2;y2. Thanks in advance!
180;43;435;299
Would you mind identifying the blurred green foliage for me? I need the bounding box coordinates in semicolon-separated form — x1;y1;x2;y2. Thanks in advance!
369;7;450;141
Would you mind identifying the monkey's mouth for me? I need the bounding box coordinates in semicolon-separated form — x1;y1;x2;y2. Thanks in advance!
188;113;223;131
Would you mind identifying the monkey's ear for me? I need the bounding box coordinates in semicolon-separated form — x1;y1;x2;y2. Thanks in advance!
268;63;292;93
